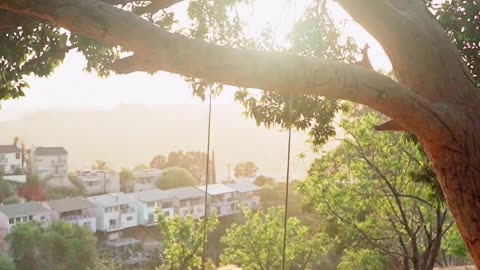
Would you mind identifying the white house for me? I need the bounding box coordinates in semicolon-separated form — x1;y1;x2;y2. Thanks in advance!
129;189;176;226
77;170;120;195
0;201;58;239
227;182;261;211
198;184;238;217
166;187;207;219
47;197;97;232
29;146;72;188
0;145;23;175
132;169;163;192
87;193;139;232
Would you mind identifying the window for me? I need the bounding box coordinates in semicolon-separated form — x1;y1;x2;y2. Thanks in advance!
147;202;155;207
22;216;28;222
15;153;20;159
29;216;33;220
9;218;14;225
15;217;20;223
162;202;173;208
109;219;116;226
126;216;133;221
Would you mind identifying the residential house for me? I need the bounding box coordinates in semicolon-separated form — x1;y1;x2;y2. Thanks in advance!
132;169;163;192
77;170;120;195
129;189;176;226
166;186;207;219
47;197;97;232
198;184;239;217
0;145;24;176
0;201;58;239
87;193;139;232
29;146;72;188
227;182;261;211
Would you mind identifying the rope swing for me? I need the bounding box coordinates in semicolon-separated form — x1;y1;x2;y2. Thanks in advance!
201;87;213;270
282;94;293;270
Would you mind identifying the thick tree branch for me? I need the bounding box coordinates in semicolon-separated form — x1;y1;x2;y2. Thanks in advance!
0;11;36;31
0;0;455;144
134;0;184;14
374;120;404;132
336;0;477;102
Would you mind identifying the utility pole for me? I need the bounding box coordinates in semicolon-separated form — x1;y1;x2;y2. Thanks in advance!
227;164;231;182
103;171;107;194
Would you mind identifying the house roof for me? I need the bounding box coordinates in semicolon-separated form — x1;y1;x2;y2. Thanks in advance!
129;189;175;202
164;186;205;200
0;201;50;217
86;193;137;207
0;145;20;154
227;182;261;193
47;197;96;213
34;147;68;156
197;184;236;196
133;169;164;178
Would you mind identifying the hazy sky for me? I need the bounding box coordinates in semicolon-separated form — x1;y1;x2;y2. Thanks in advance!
0;0;391;115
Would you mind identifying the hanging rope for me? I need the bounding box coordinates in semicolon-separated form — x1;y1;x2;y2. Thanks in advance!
282;94;293;270
282;2;297;268
201;88;213;269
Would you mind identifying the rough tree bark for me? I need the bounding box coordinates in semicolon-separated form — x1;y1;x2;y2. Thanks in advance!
1;0;480;266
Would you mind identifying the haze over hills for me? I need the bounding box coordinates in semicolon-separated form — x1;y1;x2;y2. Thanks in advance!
0;104;322;179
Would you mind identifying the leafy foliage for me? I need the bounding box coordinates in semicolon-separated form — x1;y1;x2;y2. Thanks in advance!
233;161;258;178
220;208;332;270
337;249;386;270
253;175;275;186
299;112;452;270
119;168;135;193
87;257;122;270
432;0;480;84
156;214;218;270
3;195;21;205
0;254;15;270
17;174;45;201
150;151;212;183
156;167;198;189
0;178;15;203
7;221;97;270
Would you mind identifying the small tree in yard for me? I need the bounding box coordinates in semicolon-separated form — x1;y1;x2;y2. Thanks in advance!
7;221;96;270
221;208;332;270
233;162;258;178
156;214;218;270
4;0;480;265
156;167;198;190
300;113;454;270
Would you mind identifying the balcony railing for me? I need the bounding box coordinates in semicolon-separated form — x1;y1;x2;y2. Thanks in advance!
109;223;123;230
61;213;95;221
120;208;135;214
51;160;66;165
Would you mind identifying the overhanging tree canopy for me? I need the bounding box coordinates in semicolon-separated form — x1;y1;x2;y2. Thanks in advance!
1;0;480;266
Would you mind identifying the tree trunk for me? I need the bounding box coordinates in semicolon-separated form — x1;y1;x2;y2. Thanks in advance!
424;126;480;266
2;0;480;267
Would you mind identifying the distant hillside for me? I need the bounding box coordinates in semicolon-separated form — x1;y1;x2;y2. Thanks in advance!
0;104;321;179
